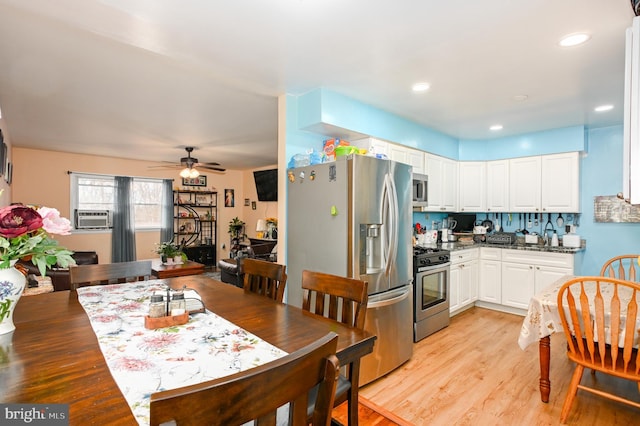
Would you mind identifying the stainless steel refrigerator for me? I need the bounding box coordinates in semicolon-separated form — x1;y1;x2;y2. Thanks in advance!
287;154;413;386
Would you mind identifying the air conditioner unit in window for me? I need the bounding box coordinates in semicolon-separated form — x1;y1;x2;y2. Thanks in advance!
75;210;111;229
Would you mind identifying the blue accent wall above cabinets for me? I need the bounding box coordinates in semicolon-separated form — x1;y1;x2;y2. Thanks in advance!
296;88;458;159
458;126;587;161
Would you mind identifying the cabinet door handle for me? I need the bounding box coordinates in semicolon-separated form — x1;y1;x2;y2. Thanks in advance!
529;265;533;269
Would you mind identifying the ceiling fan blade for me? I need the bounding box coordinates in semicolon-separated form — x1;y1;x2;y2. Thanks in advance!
199;165;226;172
148;164;182;169
198;161;221;166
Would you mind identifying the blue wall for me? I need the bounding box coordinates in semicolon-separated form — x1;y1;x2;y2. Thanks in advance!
285;89;640;275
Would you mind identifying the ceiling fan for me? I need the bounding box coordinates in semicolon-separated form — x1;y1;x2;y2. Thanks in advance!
150;146;226;176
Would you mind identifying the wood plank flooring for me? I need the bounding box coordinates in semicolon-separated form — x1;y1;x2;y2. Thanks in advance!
359;307;640;425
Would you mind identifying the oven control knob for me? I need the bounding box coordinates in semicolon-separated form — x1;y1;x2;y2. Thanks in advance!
419;258;430;266
439;255;449;262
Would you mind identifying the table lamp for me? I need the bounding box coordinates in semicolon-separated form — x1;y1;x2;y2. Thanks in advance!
256;219;267;239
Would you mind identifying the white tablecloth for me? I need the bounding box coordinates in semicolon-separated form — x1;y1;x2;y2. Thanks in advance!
518;275;640;350
77;282;287;425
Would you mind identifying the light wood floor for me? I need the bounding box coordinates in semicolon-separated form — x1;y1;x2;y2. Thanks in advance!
360;307;640;425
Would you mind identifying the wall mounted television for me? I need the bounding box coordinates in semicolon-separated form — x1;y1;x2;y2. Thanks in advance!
253;169;278;202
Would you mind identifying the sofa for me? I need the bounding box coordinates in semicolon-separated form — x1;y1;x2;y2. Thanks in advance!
218;240;278;287
17;251;99;292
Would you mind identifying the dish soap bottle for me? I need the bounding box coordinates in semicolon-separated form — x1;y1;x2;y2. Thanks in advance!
551;231;559;247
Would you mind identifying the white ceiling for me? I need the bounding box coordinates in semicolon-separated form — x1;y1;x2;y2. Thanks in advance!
0;0;636;170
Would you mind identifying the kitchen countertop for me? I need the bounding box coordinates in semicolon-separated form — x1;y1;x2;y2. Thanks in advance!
418;241;585;254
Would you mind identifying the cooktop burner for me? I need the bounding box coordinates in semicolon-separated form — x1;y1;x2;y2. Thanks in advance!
413;246;450;268
413;246;446;256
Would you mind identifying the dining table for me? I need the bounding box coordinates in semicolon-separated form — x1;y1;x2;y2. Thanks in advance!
518;274;640;403
2;275;376;425
517;275;575;403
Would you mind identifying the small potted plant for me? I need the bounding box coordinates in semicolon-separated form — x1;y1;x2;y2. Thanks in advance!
155;242;185;264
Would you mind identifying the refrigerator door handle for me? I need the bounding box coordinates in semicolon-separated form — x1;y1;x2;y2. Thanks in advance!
368;285;411;308
383;173;398;277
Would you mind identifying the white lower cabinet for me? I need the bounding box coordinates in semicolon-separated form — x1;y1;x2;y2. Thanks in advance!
449;248;479;315
479;247;502;304
501;262;536;309
500;249;573;310
475;247;575;314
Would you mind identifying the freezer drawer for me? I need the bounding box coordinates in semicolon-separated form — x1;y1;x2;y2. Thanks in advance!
359;285;413;386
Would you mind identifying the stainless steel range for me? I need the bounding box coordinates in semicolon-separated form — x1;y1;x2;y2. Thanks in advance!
413;246;451;342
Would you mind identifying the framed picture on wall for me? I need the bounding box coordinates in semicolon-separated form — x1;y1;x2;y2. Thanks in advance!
0;142;6;178
251;201;257;210
182;175;207;187
225;189;234;207
5;162;12;185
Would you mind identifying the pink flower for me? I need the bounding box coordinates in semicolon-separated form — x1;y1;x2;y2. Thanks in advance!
37;207;72;235
0;205;43;238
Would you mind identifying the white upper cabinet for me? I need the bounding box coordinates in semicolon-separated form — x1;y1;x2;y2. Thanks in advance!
541;152;580;212
388;144;425;174
388;144;408;164
509;153;580;213
509;156;542;212
425;153;457;212
486;160;510;212
458;162;486;212
406;148;425;175
351;138;389;157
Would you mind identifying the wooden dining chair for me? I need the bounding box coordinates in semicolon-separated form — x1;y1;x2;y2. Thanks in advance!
599;254;640;281
557;276;640;423
242;258;287;303
301;270;369;426
69;260;152;290
149;332;340;426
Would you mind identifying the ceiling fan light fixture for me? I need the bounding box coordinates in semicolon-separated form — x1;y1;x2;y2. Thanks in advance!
189;168;200;178
179;167;192;178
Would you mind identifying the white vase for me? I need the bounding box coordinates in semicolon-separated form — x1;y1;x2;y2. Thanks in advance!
0;266;27;335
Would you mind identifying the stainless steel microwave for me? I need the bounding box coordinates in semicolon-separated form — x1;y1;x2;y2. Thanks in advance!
412;173;428;206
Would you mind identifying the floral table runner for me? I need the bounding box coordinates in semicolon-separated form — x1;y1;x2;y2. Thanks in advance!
77;282;287;425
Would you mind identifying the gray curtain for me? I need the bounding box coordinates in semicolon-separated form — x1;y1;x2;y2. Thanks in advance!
160;179;174;244
111;176;136;262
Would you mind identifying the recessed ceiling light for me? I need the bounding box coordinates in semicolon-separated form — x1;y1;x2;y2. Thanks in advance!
594;104;614;112
512;94;529;102
490;124;503;131
412;82;430;92
559;33;591;47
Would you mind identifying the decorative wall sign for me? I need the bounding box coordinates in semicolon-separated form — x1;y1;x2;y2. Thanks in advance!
251;201;257;210
244;198;250;206
182;175;207;187
594;195;640;222
225;189;234;207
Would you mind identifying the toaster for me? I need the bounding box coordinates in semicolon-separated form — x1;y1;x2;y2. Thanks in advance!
562;234;581;248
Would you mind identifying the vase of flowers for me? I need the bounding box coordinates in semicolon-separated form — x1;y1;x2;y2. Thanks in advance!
266;217;277;240
0;204;74;335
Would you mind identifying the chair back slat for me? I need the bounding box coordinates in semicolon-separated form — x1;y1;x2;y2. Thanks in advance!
593;284;607;368
301;270;368;330
611;285;621;368
600;254;640;281
242;258;287;303
69;260;152;290
578;282;596;364
623;289;638;372
150;332;339;426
